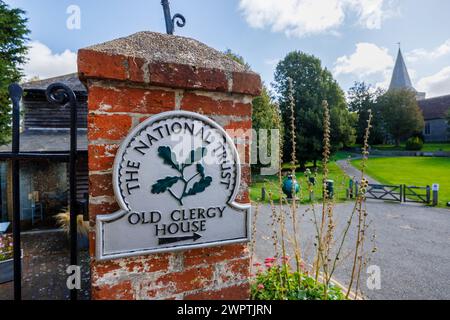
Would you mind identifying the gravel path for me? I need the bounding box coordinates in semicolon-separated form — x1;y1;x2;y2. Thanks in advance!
253;201;450;300
336;159;381;185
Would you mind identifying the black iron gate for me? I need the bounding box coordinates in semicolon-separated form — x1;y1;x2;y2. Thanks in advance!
0;83;79;300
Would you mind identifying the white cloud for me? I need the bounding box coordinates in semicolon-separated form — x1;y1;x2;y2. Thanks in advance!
238;0;393;37
22;41;77;80
406;39;450;63
417;66;450;98
333;42;394;78
264;58;280;66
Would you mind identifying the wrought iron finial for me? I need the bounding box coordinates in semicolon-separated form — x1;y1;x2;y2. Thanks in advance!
45;83;77;106
161;0;186;35
8;84;23;107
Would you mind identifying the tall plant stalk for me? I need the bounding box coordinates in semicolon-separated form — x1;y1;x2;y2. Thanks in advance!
287;78;302;275
346;111;373;298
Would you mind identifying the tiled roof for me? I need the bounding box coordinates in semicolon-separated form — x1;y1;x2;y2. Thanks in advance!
22;73;86;92
418;95;450;120
0;129;87;152
389;49;416;92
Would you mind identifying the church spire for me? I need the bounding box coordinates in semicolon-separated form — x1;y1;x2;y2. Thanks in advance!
389;48;415;91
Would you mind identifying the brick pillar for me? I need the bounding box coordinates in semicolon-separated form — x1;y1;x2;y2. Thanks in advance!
78;32;261;300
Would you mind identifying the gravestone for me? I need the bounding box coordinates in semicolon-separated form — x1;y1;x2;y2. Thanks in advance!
78;31;261;300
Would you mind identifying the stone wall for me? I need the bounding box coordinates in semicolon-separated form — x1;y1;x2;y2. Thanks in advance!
78;32;261;300
424;119;449;142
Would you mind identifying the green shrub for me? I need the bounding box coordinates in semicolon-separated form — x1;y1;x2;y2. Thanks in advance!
251;258;346;300
405;137;424;151
0;234;13;262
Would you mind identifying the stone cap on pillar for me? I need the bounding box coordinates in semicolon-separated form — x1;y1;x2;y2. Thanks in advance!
78;31;261;96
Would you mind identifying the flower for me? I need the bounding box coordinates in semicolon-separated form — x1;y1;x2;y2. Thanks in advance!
253;262;262;267
257;284;265;290
264;257;276;264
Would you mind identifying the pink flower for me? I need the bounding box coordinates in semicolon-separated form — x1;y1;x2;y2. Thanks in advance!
265;263;273;268
281;256;290;263
264;257;276;264
257;284;265;290
253;262;262;267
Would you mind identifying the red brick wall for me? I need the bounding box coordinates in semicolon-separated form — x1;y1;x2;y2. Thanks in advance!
79;45;260;300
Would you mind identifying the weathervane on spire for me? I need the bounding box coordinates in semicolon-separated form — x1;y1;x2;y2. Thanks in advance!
161;0;186;35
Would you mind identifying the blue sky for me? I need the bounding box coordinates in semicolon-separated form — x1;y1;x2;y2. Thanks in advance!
5;0;450;98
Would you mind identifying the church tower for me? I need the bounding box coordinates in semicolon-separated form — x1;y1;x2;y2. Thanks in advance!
389;48;426;100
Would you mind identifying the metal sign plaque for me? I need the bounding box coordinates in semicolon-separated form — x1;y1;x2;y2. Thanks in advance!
96;111;250;261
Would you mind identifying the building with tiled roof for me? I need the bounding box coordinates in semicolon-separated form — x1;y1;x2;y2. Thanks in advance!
389;49;449;142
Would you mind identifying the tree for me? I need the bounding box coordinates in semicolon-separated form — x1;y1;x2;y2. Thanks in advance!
224;50;282;172
0;0;29;145
274;51;355;168
347;82;385;145
224;49;251;71
377;89;425;146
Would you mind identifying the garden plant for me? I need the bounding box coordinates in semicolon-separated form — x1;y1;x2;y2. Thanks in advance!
250;79;376;300
0;234;13;262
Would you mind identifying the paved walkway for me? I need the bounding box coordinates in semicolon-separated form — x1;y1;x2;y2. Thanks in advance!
0;231;90;300
336;159;381;185
253;201;450;300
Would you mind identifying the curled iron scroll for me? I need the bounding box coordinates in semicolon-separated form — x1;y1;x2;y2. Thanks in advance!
172;13;186;28
45;83;77;105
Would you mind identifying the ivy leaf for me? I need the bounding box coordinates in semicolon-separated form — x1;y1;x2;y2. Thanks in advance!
196;163;205;177
185;176;212;196
184;147;206;167
158;146;180;171
151;176;179;194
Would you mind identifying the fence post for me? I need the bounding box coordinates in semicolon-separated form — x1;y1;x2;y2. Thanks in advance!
432;184;439;206
401;184;404;203
348;179;354;199
261;187;266;202
426;186;431;204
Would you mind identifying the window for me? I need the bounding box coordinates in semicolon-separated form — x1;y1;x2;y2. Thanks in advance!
425;122;431;135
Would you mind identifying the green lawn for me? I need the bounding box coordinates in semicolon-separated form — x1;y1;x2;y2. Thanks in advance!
250;162;350;204
351;157;450;208
369;143;450;152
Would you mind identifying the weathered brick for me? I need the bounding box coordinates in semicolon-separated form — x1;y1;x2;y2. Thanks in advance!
235;191;250;204
225;119;252;132
78;49;128;81
92;280;135;300
88;144;119;172
89;201;120;218
89;86;175;114
241;165;251;185
219;258;251;284
89;231;96;257
149;63;229;92
90;173;114;198
124;255;170;273
88;114;132;141
156;266;214;295
232;72;262;96
181;93;251;117
127;56;147;83
184;283;250;300
184;244;248;268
